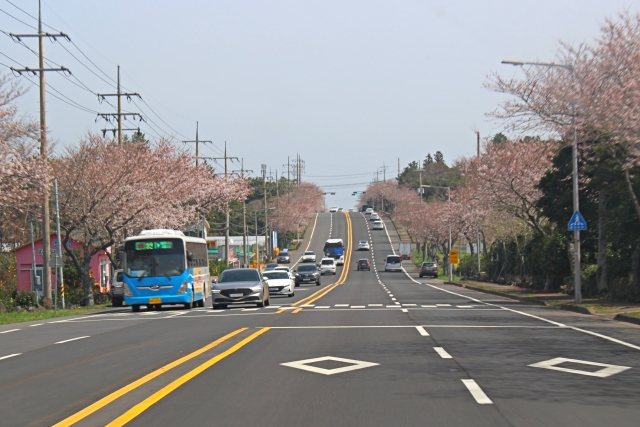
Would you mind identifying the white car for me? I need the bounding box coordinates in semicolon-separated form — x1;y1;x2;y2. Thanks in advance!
373;220;384;230
357;240;370;251
329;207;338;213
365;208;374;215
320;257;337;275
274;266;294;279
301;251;317;263
385;255;402;272
262;270;295;297
350;208;358;212
370;212;380;221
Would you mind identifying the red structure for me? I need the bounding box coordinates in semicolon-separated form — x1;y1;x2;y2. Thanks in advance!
14;234;111;294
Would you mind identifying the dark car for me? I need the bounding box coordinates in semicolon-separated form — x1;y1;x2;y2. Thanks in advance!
294;264;321;286
419;262;438;278
264;263;279;271
211;268;270;309
357;259;371;271
277;251;291;264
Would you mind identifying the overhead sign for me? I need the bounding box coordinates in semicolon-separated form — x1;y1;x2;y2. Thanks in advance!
568;211;587;231
449;249;459;265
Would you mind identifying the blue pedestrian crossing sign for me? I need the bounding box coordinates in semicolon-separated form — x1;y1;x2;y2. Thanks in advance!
568;210;587;231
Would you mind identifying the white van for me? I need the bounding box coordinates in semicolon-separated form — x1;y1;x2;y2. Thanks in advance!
384;255;402;272
320;258;337;275
111;269;124;307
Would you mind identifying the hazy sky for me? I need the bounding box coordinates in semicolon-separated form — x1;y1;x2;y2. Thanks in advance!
2;0;637;207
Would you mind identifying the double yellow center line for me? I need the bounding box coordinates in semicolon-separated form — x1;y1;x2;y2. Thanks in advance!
281;212;352;313
54;327;269;427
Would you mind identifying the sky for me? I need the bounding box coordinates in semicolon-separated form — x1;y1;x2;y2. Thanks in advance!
1;0;638;208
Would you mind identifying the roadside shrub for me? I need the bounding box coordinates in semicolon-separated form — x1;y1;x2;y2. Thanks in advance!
0;253;17;309
15;290;36;308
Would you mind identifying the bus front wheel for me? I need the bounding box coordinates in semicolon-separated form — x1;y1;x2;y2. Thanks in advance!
132;304;140;312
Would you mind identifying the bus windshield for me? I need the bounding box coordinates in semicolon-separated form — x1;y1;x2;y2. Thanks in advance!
124;239;185;278
323;241;344;257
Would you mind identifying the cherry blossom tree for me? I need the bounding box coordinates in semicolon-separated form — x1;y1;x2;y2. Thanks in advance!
54;134;249;304
270;182;323;235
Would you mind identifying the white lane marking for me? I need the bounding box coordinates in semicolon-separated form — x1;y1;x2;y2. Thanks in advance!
388;294;394;297
436;304;451;307
300;304;315;308
351;306;365;308
402;304;417;307
0;329;20;334
386;305;399;308
368;304;383;307
394;302;400;305
416;326;430;336
422;305;437;308
263;325;568;329
335;304;349;307
434;347;452;359
567;327;640;351
391;298;396;301
292;212;320;269
242;308;259;311
29;324;45;327
457;306;474;308
461;379;493;404
315;306;331;309
401;309;408;313
267;306;281;309
0;353;21;361
528;357;631;378
55;336;90;344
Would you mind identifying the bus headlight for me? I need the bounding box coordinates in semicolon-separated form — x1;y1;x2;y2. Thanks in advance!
177;281;188;294
124;283;133;296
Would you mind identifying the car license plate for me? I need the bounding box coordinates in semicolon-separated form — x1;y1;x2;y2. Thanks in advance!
229;293;243;298
149;298;161;304
303;278;311;281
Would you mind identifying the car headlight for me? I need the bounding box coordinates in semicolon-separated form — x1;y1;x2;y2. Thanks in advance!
212;289;221;294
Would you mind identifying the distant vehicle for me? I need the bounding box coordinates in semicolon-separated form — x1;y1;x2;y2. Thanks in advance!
338;207;344;212
301;251;317;263
277;251;291;263
323;238;345;265
398;241;411;260
372;220;384;230
357;259;371;271
419;262;438;278
385;255;402;272
357;240;370;251
111;269;124;307
123;229;209;312
212;268;270;309
361;205;371;212
295;264;321;286
350;208;358;212
320;257;337;275
262;270;295;297
329;207;338;212
264;263;279;271
370;212;380;221
365;208;374;215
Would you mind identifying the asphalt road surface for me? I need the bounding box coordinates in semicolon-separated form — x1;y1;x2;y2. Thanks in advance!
1;212;640;427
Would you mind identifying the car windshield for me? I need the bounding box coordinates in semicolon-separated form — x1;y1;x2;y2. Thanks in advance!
278;253;289;257
423;263;436;267
124;239;184;278
304;251;314;255
359;241;367;244
387;256;401;263
359;260;368;264
263;272;289;280
297;265;317;272
218;269;260;283
321;259;334;265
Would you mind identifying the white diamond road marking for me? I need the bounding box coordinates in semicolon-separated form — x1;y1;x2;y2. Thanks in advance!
281;356;379;376
529;357;631;378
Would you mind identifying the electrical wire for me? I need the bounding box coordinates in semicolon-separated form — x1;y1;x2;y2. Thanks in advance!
4;0;59;32
0;7;38;30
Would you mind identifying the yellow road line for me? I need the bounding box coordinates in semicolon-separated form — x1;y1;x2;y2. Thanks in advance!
106;327;270;426
292;308;303;314
293;212;352;309
52;328;247;427
275;309;286;314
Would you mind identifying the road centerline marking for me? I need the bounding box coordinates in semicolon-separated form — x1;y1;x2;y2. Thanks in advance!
52;328;247;427
461;379;493;404
434;347;452;358
55;336;90;344
105;327;270;427
416;326;429;336
0;353;21;361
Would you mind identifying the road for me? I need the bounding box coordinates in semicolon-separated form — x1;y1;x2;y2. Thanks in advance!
1;212;639;426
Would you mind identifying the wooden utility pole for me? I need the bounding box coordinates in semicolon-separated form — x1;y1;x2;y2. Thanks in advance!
96;66;142;146
9;2;71;300
182;122;212;166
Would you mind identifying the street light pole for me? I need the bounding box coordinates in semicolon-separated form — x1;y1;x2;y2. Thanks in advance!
421;185;451;281
502;60;581;303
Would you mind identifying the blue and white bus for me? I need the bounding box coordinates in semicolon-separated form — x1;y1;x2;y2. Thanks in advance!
122;229;210;312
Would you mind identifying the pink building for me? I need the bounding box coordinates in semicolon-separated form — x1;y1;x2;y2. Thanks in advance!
15;234;111;294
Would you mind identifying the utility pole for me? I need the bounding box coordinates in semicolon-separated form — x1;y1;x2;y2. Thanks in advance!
262;164;269;260
476;131;481;274
182;122;212;166
204;142;238;266
9;2;72;301
232;160;253;267
96;66;143;147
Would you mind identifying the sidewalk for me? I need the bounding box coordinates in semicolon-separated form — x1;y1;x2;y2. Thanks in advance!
387;212;640;326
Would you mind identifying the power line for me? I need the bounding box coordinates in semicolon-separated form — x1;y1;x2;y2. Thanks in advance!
0;7;38;30
4;0;59;31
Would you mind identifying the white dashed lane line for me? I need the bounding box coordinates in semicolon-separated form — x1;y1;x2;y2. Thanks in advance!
461;379;493;404
1;329;20;334
434;347;452;359
415;326;429;336
55;336;90;344
0;353;21;361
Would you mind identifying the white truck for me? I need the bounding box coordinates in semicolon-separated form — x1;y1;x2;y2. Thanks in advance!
398;241;411;260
